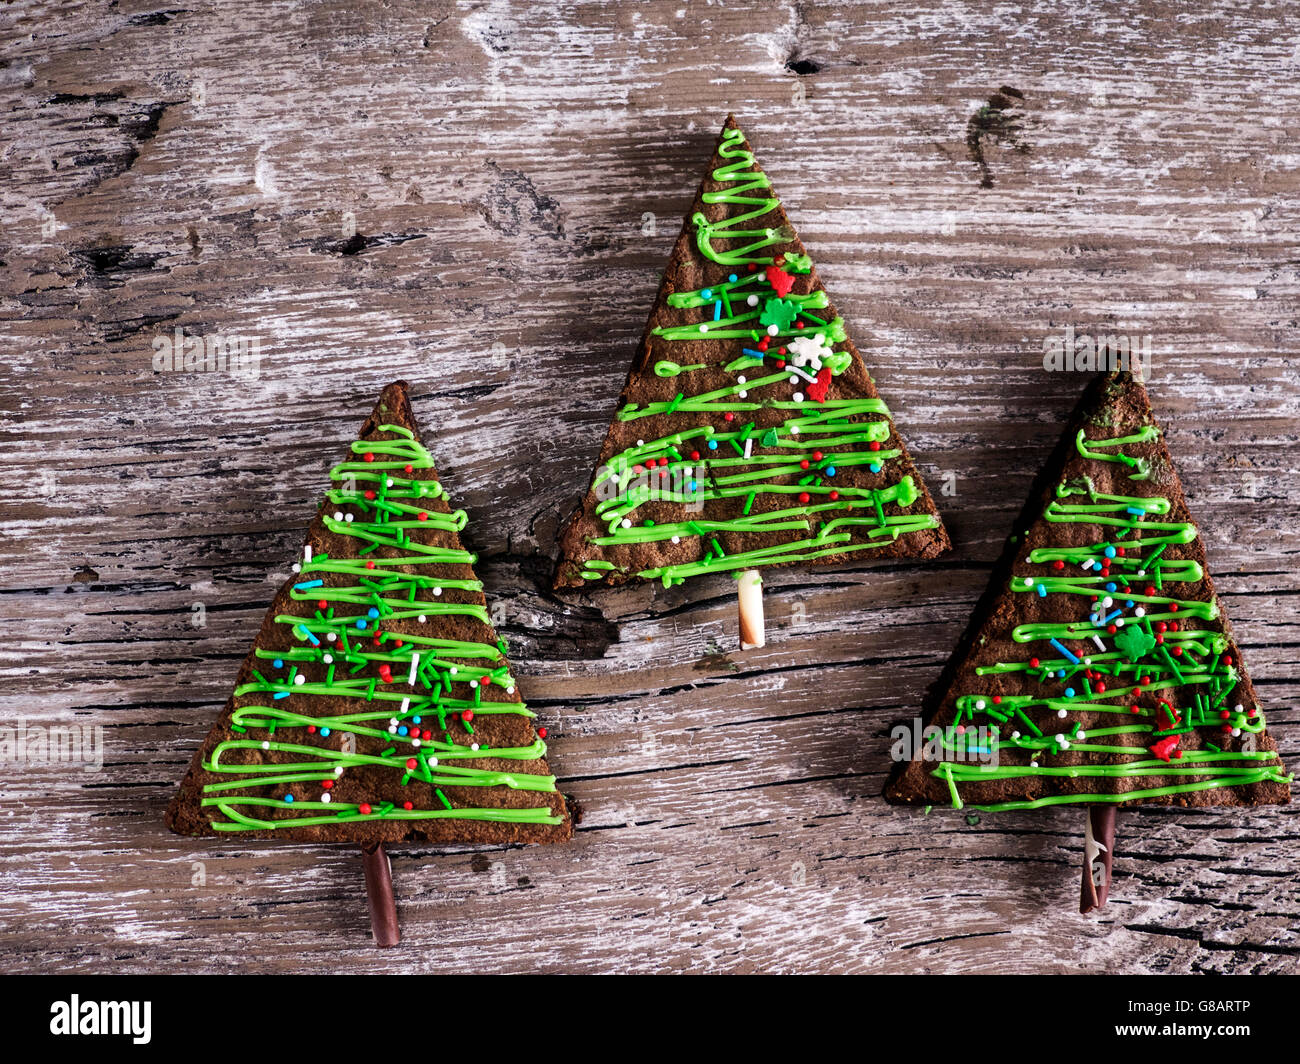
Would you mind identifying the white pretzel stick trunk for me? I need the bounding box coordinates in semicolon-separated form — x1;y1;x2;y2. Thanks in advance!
738;569;765;649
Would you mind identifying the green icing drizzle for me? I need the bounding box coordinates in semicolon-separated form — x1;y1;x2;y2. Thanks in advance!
201;425;562;831
934;425;1290;810
576;125;939;585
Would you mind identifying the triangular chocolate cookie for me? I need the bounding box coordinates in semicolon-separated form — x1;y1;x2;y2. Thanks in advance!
555;116;949;590
886;372;1290;815
168;382;572;847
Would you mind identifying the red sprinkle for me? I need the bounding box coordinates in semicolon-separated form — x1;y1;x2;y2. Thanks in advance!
321;779;332;789
461;709;474;722
800;459;810;470
798;492;810;504
404;464;414;474
363;453;375;463
406;758;417;770
869;441;881;452
417;511;429;521
812;451;824;461
829;490;839;501
537;727;548;739
365;560;375;569
403;801;414;811
359;803;372;815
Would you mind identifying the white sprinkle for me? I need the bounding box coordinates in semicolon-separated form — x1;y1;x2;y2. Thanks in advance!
737;375;747;384
1011;731;1021;740
747;294;758;306
261;741;270;750
449;666;458;675
343;513;353;522
506;686;515;695
335;766;344;775
471;743;480;752
433;587;442;596
388;725;398;734
1077;731;1087;740
291;563;301;573
323;654;333;664
767;324;779;336
637;440;644;447
428;757;438;767
326;632;337;642
974;699;986;710
698;323;708;333
793;392;804;403
417;615;427;623
294;674;305;685
1232;727;1242;737
1030;761;1039;769
321;793;331;803
743;439;753;459
671;535;680;544
1137;569;1147;577
333;511;343;521
790;425;800;435
1092;636;1106;652
621;518;632;528
1083;657;1092;665
1060;739;1071;750
303;545;312;563
386;478;394;487
1134;607;1146;618
1057;708;1067;719
1102;596;1113;608
408;652;420;686
788;375;799;385
399;697;409;714
1234;704;1244;713
411;739;421;748
737;390;747;398
1114;617;1125;627
1081;559;1094;570
1055;733;1065;743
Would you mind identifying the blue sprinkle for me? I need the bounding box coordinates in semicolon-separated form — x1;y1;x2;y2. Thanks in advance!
1125;600;1134;608
320;727;331;737
1126;506;1145;516
283;794;294;803
1057;670;1066;679
1065;687;1076;698
713;301;722;321
356;619;367;629
412;716;422;724
869;463;881;474
273;658;284;668
398;726;409;736
707;440;718;450
742;348;765;359
728;274;738;282
1036;583;1047;597
367;607;379;618
825;465;837;476
274;691;289;699
294;579;323;590
1104;546;1116;559
688;480;698;491
1050;638;1081;665
701;289;712;299
1105;582;1117;592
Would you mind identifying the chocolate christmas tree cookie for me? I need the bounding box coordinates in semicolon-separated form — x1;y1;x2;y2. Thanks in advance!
168;382;571;941
886;371;1290;911
555;116;948;641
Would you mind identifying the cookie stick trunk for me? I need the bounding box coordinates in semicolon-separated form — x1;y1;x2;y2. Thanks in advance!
1080;807;1116;915
361;842;400;947
737;569;765;648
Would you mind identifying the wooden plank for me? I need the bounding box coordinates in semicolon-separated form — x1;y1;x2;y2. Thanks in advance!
1;0;1296;973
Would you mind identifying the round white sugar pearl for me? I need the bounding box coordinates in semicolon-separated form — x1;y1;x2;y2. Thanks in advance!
294;674;305;685
767;324;779;336
262;741;270;750
737;375;746;384
433;587;442;596
1077;731;1087;740
291;563;301;573
335;766;344;775
698;323;708;333
621;518;632;528
738;390;747;398
1057;708;1067;718
793;392;804;403
1134;607;1145;618
333;512;343;521
974;699;986;710
321;793;331;803
417;615;427;623
471;743;480;752
671;535;680;544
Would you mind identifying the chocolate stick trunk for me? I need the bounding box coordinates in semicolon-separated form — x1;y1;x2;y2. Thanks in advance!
737;569;765;648
361;842;400;947
1079;806;1117;914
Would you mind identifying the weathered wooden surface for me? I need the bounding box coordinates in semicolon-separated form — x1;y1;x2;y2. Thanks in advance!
1;0;1297;974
